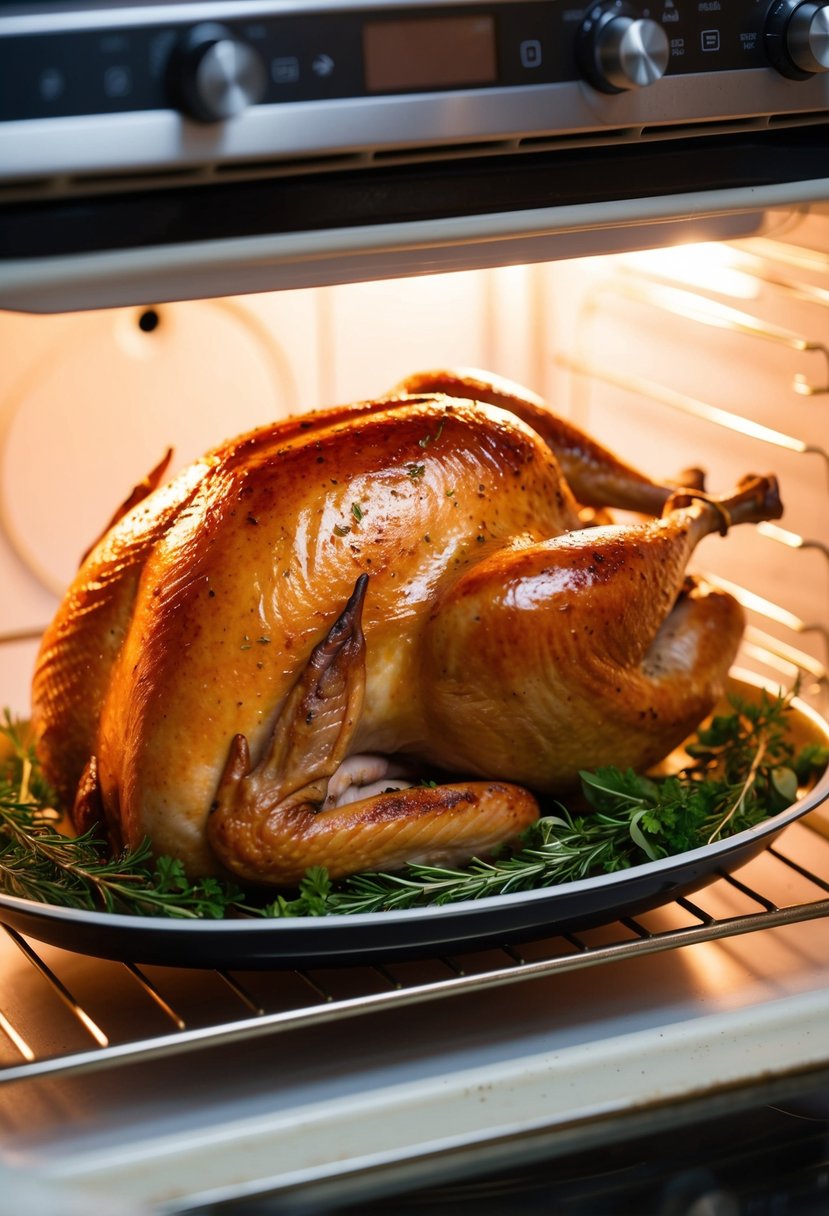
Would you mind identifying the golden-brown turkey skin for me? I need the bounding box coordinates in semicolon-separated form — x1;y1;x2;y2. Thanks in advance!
32;392;451;816
394;367;676;515
88;396;578;875
31;458;212;812
422;528;743;788
31;370;686;820
31;380;781;885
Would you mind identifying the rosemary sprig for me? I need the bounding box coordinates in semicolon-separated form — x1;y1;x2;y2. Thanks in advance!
305;814;634;916
0;690;825;919
0;805;245;918
0;715;245;918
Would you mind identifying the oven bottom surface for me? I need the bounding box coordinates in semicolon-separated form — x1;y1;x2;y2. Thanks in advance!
2;911;829;1216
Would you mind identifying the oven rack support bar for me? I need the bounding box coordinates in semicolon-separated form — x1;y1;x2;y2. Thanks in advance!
556;355;829;481
595;275;829;396
2;889;828;1089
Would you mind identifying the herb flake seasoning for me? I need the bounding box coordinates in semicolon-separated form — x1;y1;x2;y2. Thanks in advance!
418;419;445;449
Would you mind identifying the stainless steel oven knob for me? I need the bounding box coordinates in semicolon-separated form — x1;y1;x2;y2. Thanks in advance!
173;23;267;122
577;6;670;93
766;1;829;77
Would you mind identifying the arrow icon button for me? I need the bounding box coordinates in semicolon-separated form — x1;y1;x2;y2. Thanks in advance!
312;53;335;77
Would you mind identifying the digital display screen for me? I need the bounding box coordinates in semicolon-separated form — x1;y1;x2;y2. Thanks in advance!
363;15;497;92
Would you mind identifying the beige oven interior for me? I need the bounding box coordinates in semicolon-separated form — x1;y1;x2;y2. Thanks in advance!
0;205;828;1214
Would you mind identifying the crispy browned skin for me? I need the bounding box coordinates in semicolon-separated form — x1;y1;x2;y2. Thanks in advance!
31;373;782;885
394;367;677;515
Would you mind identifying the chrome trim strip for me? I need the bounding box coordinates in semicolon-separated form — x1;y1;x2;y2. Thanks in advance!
0;0;501;37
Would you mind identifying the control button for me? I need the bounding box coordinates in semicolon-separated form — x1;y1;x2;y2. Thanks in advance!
172;23;267;122
765;1;829;77
103;64;133;99
311;53;335;78
520;39;543;69
38;68;66;103
272;56;300;85
576;4;670;93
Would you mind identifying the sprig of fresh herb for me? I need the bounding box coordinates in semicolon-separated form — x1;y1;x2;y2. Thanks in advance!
0;811;243;918
0;691;825;919
0;714;245;918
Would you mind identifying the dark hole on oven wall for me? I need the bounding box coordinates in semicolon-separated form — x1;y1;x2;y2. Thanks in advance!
137;308;161;333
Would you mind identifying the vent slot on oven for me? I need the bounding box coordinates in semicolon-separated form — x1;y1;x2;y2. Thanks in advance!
0;113;817;207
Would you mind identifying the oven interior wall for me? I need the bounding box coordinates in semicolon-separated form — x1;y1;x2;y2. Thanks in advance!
540;211;829;704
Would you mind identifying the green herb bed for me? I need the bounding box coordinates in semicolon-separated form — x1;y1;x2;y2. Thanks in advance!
1;685;827;922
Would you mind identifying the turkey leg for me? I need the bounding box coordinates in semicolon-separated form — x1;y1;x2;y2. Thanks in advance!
421;474;783;791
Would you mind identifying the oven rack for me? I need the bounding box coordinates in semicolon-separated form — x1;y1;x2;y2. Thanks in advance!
2;815;828;1091
556;235;829;709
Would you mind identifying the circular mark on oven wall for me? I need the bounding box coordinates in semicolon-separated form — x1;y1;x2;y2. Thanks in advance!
0;299;298;596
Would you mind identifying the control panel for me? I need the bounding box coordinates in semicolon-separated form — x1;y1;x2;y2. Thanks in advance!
1;1;828;125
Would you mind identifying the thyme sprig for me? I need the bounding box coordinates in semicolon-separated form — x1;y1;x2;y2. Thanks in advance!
0;690;825;920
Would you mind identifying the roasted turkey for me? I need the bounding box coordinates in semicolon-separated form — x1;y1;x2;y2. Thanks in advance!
31;369;783;885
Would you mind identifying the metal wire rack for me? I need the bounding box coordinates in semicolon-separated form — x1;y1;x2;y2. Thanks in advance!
551;233;829;701
1;813;828;1091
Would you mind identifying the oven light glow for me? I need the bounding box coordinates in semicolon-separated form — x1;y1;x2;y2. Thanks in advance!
680;938;751;992
743;625;827;682
740;640;802;683
556;359;813;456
756;522;804;550
621;244;760;300
0;1010;35;1062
